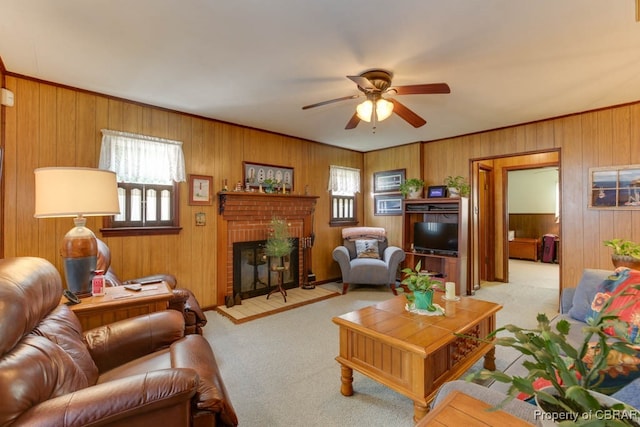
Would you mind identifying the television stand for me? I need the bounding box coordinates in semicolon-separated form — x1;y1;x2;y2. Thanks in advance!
402;197;469;296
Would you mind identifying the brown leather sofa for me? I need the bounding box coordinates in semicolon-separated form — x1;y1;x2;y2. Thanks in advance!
0;257;238;427
96;238;208;335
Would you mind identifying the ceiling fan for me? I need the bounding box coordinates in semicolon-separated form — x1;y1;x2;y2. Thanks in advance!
302;69;450;130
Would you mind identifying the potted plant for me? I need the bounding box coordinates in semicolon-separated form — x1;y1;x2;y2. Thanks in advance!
603;239;640;269
400;260;443;311
262;178;277;193
399;178;425;199
463;285;640;425
264;217;293;270
444;175;470;198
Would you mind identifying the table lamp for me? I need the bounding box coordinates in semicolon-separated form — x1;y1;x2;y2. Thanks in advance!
34;167;120;297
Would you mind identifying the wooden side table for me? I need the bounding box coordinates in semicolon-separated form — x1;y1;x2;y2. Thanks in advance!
416;390;534;426
63;282;173;330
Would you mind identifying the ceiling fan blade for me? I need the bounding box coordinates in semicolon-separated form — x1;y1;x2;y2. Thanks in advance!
302;94;359;110
389;98;426;128
392;83;450;95
345;112;360;129
347;75;376;91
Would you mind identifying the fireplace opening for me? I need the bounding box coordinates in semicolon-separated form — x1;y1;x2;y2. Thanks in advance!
233;239;299;300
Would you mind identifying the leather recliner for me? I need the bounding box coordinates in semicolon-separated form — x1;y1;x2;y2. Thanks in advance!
0;256;237;427
96;238;207;335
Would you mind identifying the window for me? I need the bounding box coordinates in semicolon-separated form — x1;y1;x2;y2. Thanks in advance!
99;129;186;236
328;165;360;226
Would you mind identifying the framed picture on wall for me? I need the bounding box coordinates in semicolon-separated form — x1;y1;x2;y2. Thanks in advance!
373;169;405;193
374;194;403;216
588;165;640;210
243;161;294;191
189;174;213;205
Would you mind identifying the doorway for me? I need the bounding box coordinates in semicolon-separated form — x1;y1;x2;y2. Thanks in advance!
471;150;560;290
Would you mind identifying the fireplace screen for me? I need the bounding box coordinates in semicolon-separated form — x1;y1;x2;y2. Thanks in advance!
233;239;299;299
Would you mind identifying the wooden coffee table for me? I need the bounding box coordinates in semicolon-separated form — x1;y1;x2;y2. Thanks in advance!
332;294;502;422
415;390;534;426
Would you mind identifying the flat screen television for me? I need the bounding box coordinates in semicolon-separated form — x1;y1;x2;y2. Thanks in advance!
413;222;458;256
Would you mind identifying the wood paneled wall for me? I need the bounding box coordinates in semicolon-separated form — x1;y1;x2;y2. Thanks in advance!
2;75;361;308
0;63;4;259
421;111;640;289
363;143;422;248
4;72;640;303
509;214;559;241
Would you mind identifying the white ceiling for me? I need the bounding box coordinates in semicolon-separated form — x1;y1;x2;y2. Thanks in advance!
2;1;640;152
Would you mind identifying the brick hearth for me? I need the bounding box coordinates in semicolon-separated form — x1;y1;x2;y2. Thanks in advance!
216;192;318;306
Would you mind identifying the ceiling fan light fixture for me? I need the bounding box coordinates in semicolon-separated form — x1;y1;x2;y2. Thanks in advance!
356;100;373;122
356;98;394;123
376;98;394;121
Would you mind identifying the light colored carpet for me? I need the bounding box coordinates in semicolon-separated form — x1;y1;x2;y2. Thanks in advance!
215;286;340;324
202;261;560;426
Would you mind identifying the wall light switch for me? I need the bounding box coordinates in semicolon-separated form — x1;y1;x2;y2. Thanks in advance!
1;88;14;107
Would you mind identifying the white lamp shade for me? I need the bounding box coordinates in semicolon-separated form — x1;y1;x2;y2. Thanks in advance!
376;99;394;121
356;98;394;123
34;167;120;218
356;100;373;122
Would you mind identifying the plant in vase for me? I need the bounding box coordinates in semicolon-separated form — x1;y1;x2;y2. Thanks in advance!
463;274;640;425
401;260;443;311
399;178;425;199
604;239;640;270
262;178;277;193
444;175;470;198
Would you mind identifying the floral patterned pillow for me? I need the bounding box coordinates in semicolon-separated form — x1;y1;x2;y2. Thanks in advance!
587;268;640;344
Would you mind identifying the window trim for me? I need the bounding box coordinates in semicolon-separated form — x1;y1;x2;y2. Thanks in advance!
101;183;181;237
329;194;358;227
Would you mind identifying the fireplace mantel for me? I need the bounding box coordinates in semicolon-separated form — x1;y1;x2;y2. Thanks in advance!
216;191;318;306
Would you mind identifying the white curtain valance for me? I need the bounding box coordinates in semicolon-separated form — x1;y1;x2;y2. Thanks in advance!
99;129;186;184
328;165;360;194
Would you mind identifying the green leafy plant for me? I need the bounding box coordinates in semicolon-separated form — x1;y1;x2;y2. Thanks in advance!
400;260;443;311
262;178;277;193
264;217;293;257
444;175;470;197
463;284;640;425
603;239;640;260
399;178;425;197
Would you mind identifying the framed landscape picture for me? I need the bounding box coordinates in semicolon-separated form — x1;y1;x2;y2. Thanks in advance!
374;194;403;216
373;169;405;193
588;164;640;209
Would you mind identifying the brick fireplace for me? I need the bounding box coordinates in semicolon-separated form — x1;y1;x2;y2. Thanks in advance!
216;192;318;306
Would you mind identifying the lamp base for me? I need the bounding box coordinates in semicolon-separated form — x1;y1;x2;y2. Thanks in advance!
60;216;98;297
63;256;96;297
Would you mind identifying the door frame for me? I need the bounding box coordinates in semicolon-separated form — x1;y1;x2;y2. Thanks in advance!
470;149;561;288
